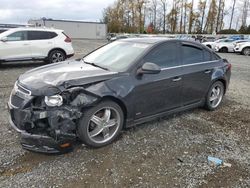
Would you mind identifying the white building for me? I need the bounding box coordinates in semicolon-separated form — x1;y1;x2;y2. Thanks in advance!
28;19;107;39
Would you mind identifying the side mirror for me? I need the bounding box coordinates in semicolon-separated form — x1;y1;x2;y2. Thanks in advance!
138;62;161;75
0;37;7;42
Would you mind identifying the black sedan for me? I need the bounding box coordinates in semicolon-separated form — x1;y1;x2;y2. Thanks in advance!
8;38;231;153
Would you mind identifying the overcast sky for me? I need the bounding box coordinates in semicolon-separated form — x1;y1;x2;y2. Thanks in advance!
0;0;249;29
0;0;115;24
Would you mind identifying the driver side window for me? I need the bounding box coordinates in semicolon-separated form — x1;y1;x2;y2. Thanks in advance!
144;42;178;68
6;31;28;41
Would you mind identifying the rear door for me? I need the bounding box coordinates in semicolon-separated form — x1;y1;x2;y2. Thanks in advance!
27;31;56;58
0;31;31;60
132;41;183;119
181;42;215;105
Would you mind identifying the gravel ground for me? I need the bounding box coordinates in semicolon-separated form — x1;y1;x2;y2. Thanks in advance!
0;40;249;188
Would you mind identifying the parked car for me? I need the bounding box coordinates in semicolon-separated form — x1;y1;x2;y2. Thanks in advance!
202;36;216;43
0;28;8;34
109;34;129;42
0;27;74;64
107;33;116;41
234;41;250;56
214;40;249;53
8;38;231;153
202;38;235;50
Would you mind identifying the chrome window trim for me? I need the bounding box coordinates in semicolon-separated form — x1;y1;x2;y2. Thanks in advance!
161;60;219;71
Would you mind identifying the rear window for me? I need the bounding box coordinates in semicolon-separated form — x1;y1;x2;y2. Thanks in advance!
203;50;212;61
212;52;221;60
182;44;203;65
28;31;57;40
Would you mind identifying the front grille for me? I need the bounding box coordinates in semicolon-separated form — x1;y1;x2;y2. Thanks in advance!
10;82;32;108
11;94;25;108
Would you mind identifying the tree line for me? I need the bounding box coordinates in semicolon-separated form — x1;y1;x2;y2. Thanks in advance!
102;0;250;34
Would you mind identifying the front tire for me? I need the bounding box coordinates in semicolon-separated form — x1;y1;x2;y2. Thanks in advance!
77;100;124;148
47;50;66;63
204;81;224;111
242;47;250;56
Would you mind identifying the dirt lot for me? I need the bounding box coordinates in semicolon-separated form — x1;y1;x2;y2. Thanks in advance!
0;40;249;187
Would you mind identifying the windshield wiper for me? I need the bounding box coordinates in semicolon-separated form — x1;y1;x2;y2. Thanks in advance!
83;60;109;71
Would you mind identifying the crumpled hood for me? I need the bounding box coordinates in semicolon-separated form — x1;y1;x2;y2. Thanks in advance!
19;59;118;95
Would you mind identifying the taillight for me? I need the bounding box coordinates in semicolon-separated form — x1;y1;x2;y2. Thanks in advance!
223;58;231;70
63;32;71;43
64;36;71;43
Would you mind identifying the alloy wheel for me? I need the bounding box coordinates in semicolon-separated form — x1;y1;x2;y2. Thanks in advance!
52;52;64;62
243;48;250;56
87;107;121;144
209;85;223;108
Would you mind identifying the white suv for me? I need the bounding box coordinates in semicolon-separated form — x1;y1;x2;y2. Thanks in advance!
234;41;250;56
0;27;74;64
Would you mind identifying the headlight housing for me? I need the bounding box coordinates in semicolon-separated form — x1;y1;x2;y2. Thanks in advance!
45;95;63;107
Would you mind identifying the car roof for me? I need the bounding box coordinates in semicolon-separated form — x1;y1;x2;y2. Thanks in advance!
4;27;63;32
120;37;172;44
120;37;205;48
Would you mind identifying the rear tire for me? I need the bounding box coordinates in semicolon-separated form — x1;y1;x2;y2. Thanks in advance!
77;100;124;148
242;47;250;56
220;47;228;53
204;81;224;111
46;50;66;63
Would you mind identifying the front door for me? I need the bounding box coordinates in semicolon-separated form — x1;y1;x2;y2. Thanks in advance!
0;31;31;60
132;41;183;119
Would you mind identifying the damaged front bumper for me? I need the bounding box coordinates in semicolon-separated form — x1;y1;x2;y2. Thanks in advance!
7;81;100;154
8;102;75;154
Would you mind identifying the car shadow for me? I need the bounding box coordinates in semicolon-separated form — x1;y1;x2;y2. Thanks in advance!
0;61;47;69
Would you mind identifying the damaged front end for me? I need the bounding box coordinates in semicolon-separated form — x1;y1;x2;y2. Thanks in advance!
8;82;99;153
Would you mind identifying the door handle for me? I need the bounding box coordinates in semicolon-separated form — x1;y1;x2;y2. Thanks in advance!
172;77;182;82
204;70;211;74
23;43;30;46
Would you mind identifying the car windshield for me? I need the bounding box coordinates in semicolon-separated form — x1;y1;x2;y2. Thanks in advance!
83;41;151;72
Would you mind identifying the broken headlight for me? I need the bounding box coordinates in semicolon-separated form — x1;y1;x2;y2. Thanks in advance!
45;95;63;107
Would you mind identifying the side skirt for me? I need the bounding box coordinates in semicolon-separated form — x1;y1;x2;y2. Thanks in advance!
125;100;204;128
0;57;46;62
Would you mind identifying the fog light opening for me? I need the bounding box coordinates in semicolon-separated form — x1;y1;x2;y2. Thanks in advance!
60;143;71;148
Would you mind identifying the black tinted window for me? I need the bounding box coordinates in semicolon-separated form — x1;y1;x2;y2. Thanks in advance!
182;45;203;65
0;29;7;34
28;31;57;40
6;31;28;41
144;42;178;68
212;52;220;60
204;50;212;61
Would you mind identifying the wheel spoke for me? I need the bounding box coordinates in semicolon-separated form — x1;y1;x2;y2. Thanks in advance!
102;127;110;139
212;98;219;107
106;119;117;128
215;88;220;96
103;108;111;122
91;115;103;126
212;88;216;95
210;96;217;102
89;125;103;138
